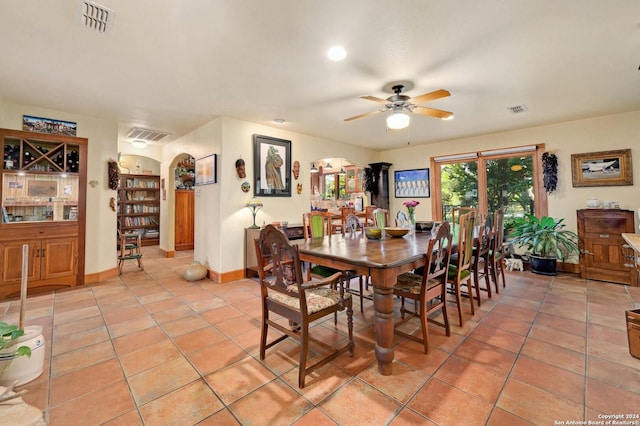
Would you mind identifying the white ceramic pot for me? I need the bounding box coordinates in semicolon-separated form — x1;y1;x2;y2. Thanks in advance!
184;261;208;282
587;198;601;208
0;325;45;386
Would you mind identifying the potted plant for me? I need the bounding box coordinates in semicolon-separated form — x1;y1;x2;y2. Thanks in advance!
510;214;579;275
0;321;33;384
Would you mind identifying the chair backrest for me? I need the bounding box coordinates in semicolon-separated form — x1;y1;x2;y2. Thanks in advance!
365;205;377;226
451;207;478;232
475;214;493;257
254;225;308;311
302;211;330;239
455;211;476;272
340;206;355;224
373;208;390;228
395;210;410;228
343;213;363;237
423;221;452;284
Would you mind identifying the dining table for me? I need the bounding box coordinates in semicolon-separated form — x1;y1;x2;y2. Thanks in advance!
296;230;435;375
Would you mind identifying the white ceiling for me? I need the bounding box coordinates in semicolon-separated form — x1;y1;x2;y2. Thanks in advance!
1;1;639;150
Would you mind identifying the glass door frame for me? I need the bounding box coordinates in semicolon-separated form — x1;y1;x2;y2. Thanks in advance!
430;144;548;221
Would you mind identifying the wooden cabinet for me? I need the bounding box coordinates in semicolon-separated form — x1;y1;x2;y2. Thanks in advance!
117;174;160;246
577;209;636;286
368;162;392;210
0;127;86;299
175;189;194;250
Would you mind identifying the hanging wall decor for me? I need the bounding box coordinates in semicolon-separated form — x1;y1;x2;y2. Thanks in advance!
541;152;558;193
108;160;120;190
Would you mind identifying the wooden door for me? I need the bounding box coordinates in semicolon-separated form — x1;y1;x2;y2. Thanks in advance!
0;240;40;285
175;190;194;251
41;237;77;280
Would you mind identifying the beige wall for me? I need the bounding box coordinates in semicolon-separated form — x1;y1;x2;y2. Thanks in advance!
382;110;640;235
0;98;119;275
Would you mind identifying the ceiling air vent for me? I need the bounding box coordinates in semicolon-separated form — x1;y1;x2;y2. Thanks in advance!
79;1;114;33
126;128;172;142
507;104;528;114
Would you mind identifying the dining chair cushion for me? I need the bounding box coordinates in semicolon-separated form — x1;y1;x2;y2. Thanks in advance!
448;264;471;280
269;287;352;314
310;264;342;278
396;272;443;295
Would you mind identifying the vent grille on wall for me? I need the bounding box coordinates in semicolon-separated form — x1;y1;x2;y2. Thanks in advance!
507;104;528;114
79;1;114;33
126;128;172;142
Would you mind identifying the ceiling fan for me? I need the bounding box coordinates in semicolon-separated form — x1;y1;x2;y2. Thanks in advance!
344;84;453;129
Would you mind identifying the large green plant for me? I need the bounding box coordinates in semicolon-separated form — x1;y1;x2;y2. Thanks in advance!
0;321;32;358
510;214;578;259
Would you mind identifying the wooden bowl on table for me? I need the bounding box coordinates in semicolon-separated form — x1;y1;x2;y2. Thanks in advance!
365;227;382;240
384;227;409;238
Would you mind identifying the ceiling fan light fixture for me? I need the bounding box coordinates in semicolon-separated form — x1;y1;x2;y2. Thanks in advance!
441;114;454;121
386;112;410;130
327;45;347;61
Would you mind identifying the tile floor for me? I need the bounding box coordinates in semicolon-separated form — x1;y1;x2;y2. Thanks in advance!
2;247;640;425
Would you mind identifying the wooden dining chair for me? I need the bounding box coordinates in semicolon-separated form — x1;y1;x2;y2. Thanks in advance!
364;205;377;227
393;221;452;353
489;208;507;290
333;206;355;235
447;210;476;326
373;208;390;228
254;225;354;388
471;215;492;304
451;206;478;235
302;211;365;313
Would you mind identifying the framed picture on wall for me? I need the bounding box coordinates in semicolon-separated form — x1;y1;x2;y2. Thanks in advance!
195;154;217;185
570;149;633;187
253;134;291;197
394;168;430;198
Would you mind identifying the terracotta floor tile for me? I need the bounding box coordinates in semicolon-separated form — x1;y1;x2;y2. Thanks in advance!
228;379;313;425
293;407;343;426
356;360;429;403
214;315;261;337
172;326;227;353
533;312;586;336
50;358;124;406
139;379;223;425
198;408;241;425
588;312;627;331
119;339;182;376
587;356;640;393
51;325;110;356
200;304;246;324
586;377;640;414
161;314;209;337
106;315;158;338
320;379;402;426
587;322;628;346
511;356;585;404
128;356;200;406
112;326;168;356
394;340;450;375
101;410;144;426
520;338;586;375
53;314;105;336
48;380;136;425
486;407;536;425
528;323;586;353
408;378;493;426
496;379;583;424
469;323;526;353
51;340;116;376
434;355;508;403
143;297;188;314
453;337;517;374
388;408;437;426
52;305;101;325
283;362;353;404
205;357;277;405
151;304;195;323
187;339;249;376
479;311;533;336
187;296;227;312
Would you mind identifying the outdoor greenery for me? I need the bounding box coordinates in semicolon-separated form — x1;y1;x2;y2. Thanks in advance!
0;321;31;358
440;156;534;220
509;214;579;259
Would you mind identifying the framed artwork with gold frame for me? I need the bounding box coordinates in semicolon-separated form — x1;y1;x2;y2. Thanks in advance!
570;149;632;187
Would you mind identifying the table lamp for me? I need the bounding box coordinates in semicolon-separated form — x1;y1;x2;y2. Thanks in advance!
245;198;263;229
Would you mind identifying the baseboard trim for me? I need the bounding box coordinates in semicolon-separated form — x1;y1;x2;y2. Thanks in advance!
207;268;246;283
85;267;118;284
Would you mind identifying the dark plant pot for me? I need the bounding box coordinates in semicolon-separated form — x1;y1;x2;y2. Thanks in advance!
529;254;557;276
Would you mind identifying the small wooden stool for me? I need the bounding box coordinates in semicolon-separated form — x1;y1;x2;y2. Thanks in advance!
118;232;143;274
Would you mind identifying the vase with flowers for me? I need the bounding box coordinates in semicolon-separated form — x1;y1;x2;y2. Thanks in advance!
403;200;419;234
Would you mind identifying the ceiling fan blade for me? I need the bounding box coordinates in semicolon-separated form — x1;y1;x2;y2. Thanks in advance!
413;106;454;119
344;109;384;122
411;89;451;104
360;95;389;104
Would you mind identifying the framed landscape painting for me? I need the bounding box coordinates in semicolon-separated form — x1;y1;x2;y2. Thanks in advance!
571;149;632;187
195;154;217;185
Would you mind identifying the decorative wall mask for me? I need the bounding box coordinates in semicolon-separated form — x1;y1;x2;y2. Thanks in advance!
235;158;246;179
293;160;300;180
297;183;302;194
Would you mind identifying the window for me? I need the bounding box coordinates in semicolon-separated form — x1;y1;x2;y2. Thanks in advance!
431;145;547;222
320;172;347;200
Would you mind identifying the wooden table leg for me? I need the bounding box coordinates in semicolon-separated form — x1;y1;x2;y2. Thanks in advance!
370;269;396;375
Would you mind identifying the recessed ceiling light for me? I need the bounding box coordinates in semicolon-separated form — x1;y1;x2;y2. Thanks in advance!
327;45;347;61
132;140;147;149
273;118;285;124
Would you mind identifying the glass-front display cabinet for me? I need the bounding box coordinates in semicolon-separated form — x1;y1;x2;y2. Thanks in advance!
0;128;87;299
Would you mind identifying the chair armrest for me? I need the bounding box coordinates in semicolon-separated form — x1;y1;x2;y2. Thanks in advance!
301;271;343;290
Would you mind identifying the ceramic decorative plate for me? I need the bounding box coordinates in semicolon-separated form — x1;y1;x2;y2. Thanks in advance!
241;181;250;193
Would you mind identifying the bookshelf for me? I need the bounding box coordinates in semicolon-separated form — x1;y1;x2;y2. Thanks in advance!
117;173;160;246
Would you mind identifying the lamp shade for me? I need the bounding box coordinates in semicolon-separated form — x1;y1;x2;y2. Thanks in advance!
310;163;318;173
245;198;263;208
386;112;410;130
